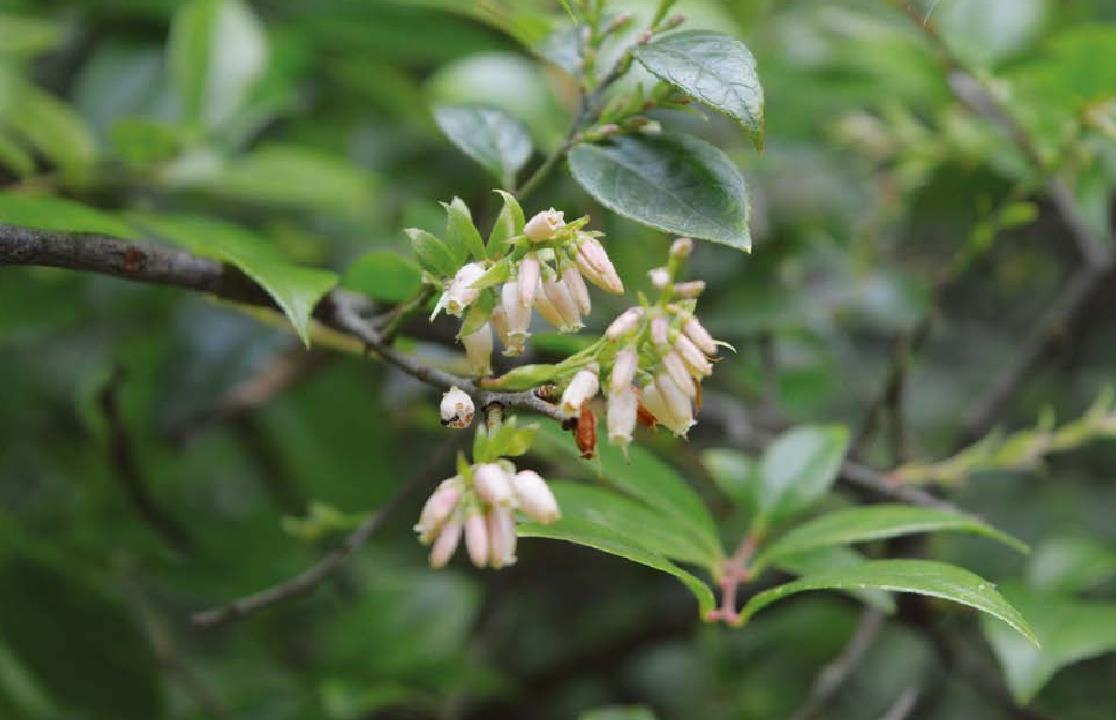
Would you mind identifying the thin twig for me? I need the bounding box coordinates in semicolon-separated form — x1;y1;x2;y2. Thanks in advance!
97;366;194;552
191;437;461;628
707;529;762;624
876;688;919;720
789;607;886;720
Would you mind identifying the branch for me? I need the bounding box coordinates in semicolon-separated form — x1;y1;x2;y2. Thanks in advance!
0;223;566;423
789;607;886;720
191;437;461;628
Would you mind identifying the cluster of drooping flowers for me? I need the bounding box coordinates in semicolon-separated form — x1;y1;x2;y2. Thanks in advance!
553;237;722;454
417;408;558;569
430;203;624;375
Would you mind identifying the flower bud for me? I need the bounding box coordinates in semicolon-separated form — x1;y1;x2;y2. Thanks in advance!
675;334;713;377
662;351;697;398
512;470;560;523
415;479;462;543
517;254;540;308
561;263;592;316
444;262;487;317
464;508;489;568
575;233;624;294
429;518;462;568
683;316;718;355
524;208;565;242
655;372;696;437
474;462;514;506
488;506;517;568
533;281;567;329
673;280;706;298
560;366;600;417
649;266;670;289
542;277;582;331
607;388;638;448
670;237;693;259
651;314;669;346
610;347;638;394
606;307;643;341
499;281;530;355
440;387;475;428
461;322;492;375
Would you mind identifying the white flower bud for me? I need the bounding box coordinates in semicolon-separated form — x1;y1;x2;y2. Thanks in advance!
524;208;565;242
649;266;670;289
610;347;638;394
675;334;713;377
640;382;672;430
533;281;567;329
672;280;706;298
683;316;717;355
607;388;638;448
655;372;696;437
512;470;560;523
429;518;462;568
651;315;669;346
605;307;643;340
439;386;475;429
415;479;462;543
488;506;517;568
562;263;591;315
499;281;530;355
542;277;583;331
464;508;489;568
461;322;492;375
670;237;693;259
575;233;624;294
662;351;696;398
560;366;600;417
473;462;514;506
517;254;540;308
444;262;487;317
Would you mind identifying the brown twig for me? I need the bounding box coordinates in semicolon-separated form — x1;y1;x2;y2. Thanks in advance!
97;366;194;552
191;437;461;628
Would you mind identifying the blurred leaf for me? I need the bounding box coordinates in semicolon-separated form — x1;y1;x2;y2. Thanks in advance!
0;525;161;720
1026;536;1115;593
981;585;1115;704
169;0;267;131
754;425;849;527
0;193;139;238
110;118;184;169
755;504;1027;570
282;501;368;543
634;30;764;149
434;104;533;189
740;559;1037;645
132;213;338;345
519;517;716;617
474;416;538;462
0;129;32;177
342;250;422;303
405;227;457;278
580;706;658;720
0;13;60;57
932;0;1048;69
568;134;751;251
0;71;96;175
700;447;757;515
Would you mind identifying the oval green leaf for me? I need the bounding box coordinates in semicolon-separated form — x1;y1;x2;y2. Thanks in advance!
568;133;751;251
342;250;421;303
755;425;849;526
434;104;533;189
737;559;1038;646
633;30;764;149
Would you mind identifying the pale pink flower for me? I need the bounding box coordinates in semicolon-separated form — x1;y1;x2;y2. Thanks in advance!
443;262;487;317
649;266;670;289
512;470;560;523
533;281;567;329
683;316;717;355
655;372;696;436
461;322;492;375
651;315;669;346
610;347;638;394
560;366;600;417
562;263;591;315
488;506;517;568
429;518;462;568
670;237;693;258
524;208;565;242
517;254;540;308
473;463;514;506
464;508;489;568
672;280;706;298
605;307;643;340
662;351;696;398
675;334;713;377
542;277;582;331
499;281;530;355
607;388;638;448
415;479;462;543
575;233;623;294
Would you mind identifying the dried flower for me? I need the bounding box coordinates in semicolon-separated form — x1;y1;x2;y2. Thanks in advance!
440;387;475;428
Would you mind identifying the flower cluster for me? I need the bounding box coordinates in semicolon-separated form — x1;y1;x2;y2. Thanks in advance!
433;207;624;374
415;458;559;569
555;238;722;454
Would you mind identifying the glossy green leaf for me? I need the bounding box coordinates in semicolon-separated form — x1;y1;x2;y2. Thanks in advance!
754;504;1028;570
738;559;1037;645
405;227;457;277
982;585;1115;704
0;193;138;239
443;196;487;262
518;517;715;617
131;213;337;346
169;0;267;131
775;545;895;613
457;288;496;338
568;133;751;251
434;104;532;188
342;250;422;303
547;482;717;568
634;30;764;149
755;425;849;526
487;189;524;256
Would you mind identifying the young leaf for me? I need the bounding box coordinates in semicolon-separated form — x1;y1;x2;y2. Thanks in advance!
633;30;764;149
518;517;715;618
457;289;496;338
568;134;751;251
487;189;525;257
484;363;560;390
168;0;267;131
130;213;338;346
981;585;1115;704
434;104;533;189
548;481;719;568
404;227;457;278
754;504;1028;571
737;559;1038;646
755;425;849;526
700;447;757;515
443;196;486;261
342;250;422;303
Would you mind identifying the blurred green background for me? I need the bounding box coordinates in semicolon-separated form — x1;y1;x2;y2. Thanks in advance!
0;0;1114;718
